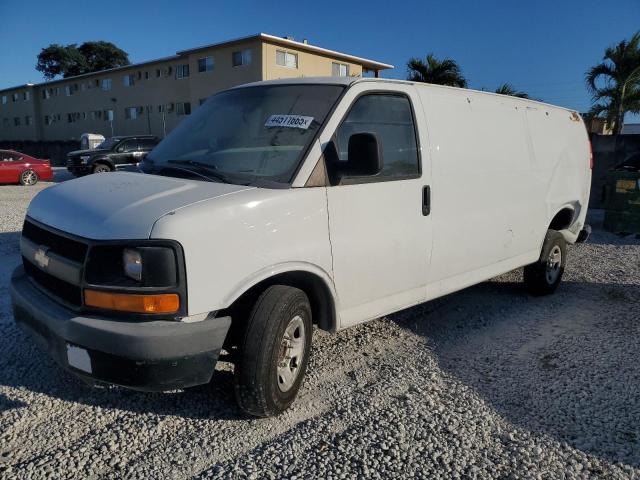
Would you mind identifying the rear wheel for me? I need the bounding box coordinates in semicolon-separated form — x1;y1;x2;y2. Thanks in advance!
523;230;567;295
19;170;38;186
233;285;312;417
92;163;111;174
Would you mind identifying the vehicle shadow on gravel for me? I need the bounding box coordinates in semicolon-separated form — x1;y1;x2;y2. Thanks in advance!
389;279;640;468
0;329;242;421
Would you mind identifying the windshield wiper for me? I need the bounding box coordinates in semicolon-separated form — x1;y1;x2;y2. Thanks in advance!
155;165;216;183
166;159;233;184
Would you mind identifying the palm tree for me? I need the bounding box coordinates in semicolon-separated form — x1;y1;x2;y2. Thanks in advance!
494;83;530;99
407;54;467;87
586;32;640;134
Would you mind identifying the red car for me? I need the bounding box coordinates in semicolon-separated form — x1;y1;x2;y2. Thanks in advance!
0;150;53;186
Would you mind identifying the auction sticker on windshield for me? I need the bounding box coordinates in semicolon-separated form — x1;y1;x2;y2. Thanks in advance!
265;114;314;129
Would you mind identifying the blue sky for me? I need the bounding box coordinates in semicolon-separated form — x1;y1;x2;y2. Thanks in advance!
1;0;639;119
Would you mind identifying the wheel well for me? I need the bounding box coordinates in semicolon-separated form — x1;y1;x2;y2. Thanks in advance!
549;208;574;231
223;271;337;341
93;159;113;170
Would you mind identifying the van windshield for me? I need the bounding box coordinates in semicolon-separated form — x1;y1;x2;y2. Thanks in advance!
141;84;344;186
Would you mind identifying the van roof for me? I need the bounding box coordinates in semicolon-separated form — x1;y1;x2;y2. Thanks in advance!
235;77;577;114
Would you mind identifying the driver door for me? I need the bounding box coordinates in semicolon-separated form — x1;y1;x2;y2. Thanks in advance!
322;84;432;328
114;139;138;166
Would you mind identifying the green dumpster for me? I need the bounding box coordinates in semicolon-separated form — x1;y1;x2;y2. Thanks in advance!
603;154;640;233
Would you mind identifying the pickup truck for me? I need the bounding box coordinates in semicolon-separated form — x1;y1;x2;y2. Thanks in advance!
11;77;591;417
66;135;159;176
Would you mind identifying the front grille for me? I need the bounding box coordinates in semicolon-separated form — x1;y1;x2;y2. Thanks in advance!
23;257;83;306
21;219;87;307
22;219;88;263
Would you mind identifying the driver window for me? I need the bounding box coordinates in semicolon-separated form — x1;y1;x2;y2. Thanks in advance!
118;140;138;152
334;94;420;179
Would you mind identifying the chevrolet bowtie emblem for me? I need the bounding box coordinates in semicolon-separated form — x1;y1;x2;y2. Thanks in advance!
34;247;50;269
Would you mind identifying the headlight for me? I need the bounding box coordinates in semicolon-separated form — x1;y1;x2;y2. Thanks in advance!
123;248;142;281
80;155;91;162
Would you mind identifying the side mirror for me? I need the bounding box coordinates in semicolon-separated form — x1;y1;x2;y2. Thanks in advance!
342;132;383;179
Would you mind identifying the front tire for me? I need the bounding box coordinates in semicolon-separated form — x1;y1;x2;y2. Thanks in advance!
234;285;312;417
523;230;567;295
19;169;39;186
92;163;111;174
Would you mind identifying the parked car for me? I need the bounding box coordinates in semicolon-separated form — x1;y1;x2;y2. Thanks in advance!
11;78;592;417
66;135;159;176
0;150;53;185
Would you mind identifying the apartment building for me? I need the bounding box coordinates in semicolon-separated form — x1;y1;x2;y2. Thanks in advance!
0;33;393;142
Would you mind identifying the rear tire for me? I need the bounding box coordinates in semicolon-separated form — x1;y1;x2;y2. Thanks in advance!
523;230;567;295
19;170;38;186
92;163;111;174
233;285;312;417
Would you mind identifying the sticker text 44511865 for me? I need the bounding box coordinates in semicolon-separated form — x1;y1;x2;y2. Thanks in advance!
265;115;314;130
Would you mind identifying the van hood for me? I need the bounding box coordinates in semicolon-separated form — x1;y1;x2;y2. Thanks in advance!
27;172;253;240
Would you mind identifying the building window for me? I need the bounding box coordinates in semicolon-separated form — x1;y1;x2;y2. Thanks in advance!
3;118;9;127
67;112;82;123
105;109;114;121
198;56;214;72
64;84;79;96
176;102;191;116
232;49;252;67
44;115;51;125
123;74;135;87
25;116;32;126
156;69;161;77
1;95;6;104
176;64;190;79
14;117;20;126
12;93;19;102
101;78;112;91
125;107;138;120
276;50;298;68
145;71;149;79
23;91;30;101
332;62;350;77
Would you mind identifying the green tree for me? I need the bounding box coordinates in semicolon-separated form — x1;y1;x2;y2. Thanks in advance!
407;54;467;87
586;32;640;134
494;83;530;99
36;41;130;80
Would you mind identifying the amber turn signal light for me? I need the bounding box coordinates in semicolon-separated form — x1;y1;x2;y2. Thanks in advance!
84;290;179;314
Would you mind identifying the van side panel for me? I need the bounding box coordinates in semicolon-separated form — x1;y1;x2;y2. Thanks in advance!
524;107;591;243
417;87;542;294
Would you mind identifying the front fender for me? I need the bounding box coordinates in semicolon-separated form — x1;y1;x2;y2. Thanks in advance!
223;261;338;309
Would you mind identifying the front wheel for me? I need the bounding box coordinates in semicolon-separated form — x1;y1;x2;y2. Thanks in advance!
233;285;312;417
92;163;111;174
19;169;39;186
523;230;567;295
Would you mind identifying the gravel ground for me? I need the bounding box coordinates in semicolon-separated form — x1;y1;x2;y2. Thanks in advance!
0;169;639;479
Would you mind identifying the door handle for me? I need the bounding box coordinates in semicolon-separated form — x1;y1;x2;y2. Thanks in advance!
422;185;431;216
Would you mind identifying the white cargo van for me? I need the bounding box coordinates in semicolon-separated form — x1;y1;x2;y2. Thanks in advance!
11;77;591;416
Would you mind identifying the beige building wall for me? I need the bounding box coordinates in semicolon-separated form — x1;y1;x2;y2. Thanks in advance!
262;41;363;80
0;35;391;143
0;86;37;141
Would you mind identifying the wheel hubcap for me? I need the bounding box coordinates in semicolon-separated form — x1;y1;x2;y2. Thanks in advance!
277;315;305;392
22;171;36;185
545;245;562;284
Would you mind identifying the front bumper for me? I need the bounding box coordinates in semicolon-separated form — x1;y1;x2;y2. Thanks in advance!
10;266;231;391
66;163;90;175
